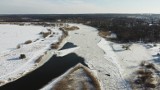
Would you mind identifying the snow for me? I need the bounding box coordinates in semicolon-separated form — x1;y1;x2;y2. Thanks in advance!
0;24;63;85
42;24;160;90
1;23;160;89
0;24;46;52
55;47;80;57
41;23;130;90
106;33;117;39
110;42;156;79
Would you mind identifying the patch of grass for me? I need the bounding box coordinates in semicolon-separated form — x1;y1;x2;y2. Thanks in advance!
145;77;158;88
50;43;59;49
132;61;159;89
59;28;68;37
34;55;44;63
63;26;79;31
39;31;52;38
42;32;51;38
52;64;101;90
52;76;71;90
50;29;68;50
24;40;32;44
0;80;5;85
59;23;64;26
83;66;101;90
98;31;110;38
82;82;90;90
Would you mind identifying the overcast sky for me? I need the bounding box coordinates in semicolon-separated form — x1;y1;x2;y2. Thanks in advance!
0;0;160;14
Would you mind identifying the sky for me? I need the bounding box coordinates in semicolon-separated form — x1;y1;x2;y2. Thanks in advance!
0;0;160;14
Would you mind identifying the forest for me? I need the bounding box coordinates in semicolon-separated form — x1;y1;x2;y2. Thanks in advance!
1;14;160;42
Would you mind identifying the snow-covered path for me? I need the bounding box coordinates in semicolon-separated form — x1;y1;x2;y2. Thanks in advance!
66;24;129;90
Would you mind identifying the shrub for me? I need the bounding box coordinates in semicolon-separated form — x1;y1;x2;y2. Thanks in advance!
50;43;59;49
122;44;131;50
42;32;51;38
145;77;158;88
63;26;79;31
140;61;147;67
24;40;32;44
39;32;43;34
133;61;159;89
17;44;21;49
146;63;156;70
19;54;26;59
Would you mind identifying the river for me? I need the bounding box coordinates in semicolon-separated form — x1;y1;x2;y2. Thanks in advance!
0;52;88;90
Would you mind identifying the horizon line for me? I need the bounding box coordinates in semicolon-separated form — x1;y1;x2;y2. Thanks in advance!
0;13;160;15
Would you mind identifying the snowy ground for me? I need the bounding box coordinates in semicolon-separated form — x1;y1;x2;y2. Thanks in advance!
1;23;160;89
42;24;160;90
0;24;63;86
0;24;46;52
55;46;80;57
41;24;130;90
110;42;160;79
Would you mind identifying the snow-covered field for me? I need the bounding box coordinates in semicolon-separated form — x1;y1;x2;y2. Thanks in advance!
0;24;63;86
109;42;160;79
1;23;160;89
42;24;160;90
41;24;130;90
0;24;46;52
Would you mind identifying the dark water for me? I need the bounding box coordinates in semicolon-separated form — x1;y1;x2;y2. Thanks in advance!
0;53;88;90
59;42;77;50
